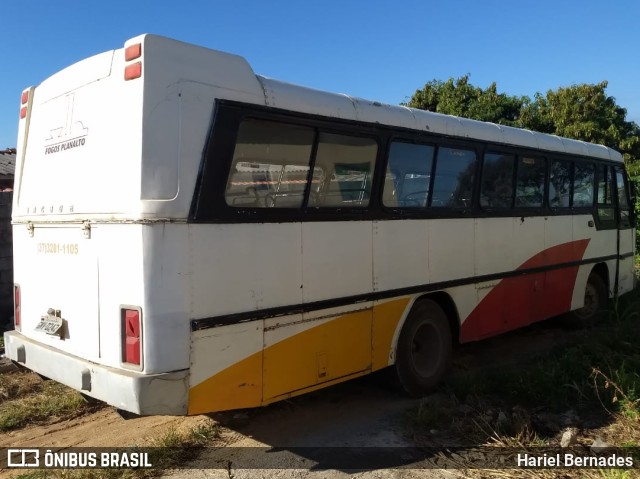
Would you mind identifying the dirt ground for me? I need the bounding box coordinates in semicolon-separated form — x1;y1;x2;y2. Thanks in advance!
0;318;579;479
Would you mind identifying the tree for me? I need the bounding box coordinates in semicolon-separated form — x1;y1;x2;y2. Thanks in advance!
406;74;525;127
406;77;640;176
520;82;640;175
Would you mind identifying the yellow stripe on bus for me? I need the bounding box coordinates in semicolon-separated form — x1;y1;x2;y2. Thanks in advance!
187;297;412;414
263;309;372;400
372;297;412;370
188;350;262;414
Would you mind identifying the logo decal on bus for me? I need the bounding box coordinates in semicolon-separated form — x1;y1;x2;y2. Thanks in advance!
44;93;88;155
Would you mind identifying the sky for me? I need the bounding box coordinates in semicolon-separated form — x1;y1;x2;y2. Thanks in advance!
1;0;639;148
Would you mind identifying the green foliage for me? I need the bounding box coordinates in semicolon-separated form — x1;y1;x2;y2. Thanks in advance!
520;82;640;170
447;285;640;416
0;380;88;431
406;74;525;126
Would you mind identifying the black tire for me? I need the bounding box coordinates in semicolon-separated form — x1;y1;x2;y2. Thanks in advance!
395;299;452;396
564;273;608;328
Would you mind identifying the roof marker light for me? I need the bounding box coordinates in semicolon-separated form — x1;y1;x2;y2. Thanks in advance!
20;107;27;119
21;91;29;105
124;62;142;81
125;43;142;62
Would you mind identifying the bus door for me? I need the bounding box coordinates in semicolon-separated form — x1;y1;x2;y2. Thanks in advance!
613;166;635;295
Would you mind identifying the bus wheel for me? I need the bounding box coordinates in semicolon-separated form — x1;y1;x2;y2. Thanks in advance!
395;300;452;396
565;273;608;328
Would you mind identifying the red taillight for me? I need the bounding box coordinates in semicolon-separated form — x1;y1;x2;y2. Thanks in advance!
124;62;142;81
20;89;30;119
125;43;142;61
122;309;141;366
14;285;21;328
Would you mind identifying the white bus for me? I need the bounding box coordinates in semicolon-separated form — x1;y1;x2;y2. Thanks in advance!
4;34;636;415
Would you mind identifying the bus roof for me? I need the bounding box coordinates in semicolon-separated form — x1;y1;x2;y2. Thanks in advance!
123;34;622;163
254;75;622;163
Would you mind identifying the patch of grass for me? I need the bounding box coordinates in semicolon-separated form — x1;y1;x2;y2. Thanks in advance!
145;419;221;468
409;394;458;430
0;380;90;431
7;419;222;479
410;278;640;479
0;370;44;403
446;284;640;418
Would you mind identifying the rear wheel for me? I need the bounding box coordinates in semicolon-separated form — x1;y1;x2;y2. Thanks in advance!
565;273;608;328
395;299;452;396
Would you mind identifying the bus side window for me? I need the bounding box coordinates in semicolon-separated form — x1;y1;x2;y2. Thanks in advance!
615;166;632;228
383;142;435;208
573;162;595;207
481;152;515;208
515;156;545;208
308;133;377;208
431;147;476;208
225;119;314;208
549;160;572;208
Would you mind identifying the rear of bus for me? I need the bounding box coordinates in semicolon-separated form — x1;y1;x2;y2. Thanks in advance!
3;34;264;415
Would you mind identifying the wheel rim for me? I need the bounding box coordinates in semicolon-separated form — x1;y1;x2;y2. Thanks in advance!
574;282;599;320
410;322;442;377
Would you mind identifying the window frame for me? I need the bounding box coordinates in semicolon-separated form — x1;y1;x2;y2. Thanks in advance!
614;165;634;229
594;163;618;230
189;100;629;225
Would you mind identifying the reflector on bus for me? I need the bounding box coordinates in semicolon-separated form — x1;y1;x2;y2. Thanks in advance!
122;308;142;366
125;43;142;61
14;285;21;330
124;62;142;81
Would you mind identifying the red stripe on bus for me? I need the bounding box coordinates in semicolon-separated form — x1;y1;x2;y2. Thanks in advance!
459;239;590;343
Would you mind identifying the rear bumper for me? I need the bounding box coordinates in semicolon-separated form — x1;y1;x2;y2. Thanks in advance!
3;331;188;415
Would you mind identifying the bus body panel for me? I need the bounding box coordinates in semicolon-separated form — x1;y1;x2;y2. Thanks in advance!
618;225;636;294
141;224;192;373
189;223;303;318
3;330;188;415
189;321;264;413
428;219;475;283
95;224;146;370
136;34;265;217
15;50;143;218
372;220;429;291
13;223;100;360
262;304;373;402
301;222;373;302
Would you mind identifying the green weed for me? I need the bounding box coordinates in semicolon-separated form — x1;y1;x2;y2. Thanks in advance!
0;380;89;431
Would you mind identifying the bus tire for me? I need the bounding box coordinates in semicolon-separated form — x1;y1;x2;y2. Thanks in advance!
564;273;608;328
395;299;452;396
